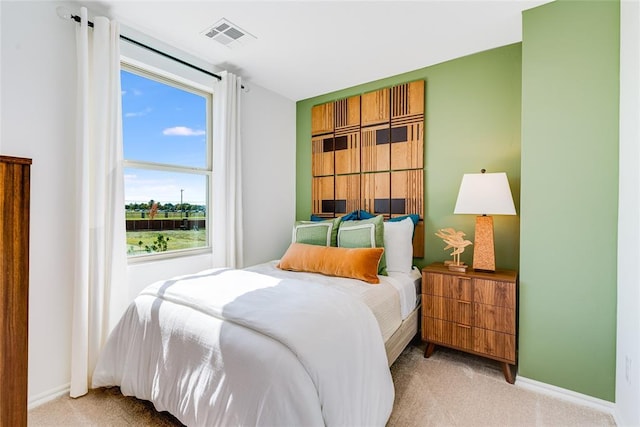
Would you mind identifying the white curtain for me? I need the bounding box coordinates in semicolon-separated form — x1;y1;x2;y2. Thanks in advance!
70;7;128;398
211;71;244;268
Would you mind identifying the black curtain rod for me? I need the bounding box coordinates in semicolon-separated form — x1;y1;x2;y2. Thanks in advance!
71;14;222;81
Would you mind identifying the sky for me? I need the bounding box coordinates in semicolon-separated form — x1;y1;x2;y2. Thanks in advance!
121;69;208;205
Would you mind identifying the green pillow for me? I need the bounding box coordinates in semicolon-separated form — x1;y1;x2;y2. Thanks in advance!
337;215;387;275
292;217;341;246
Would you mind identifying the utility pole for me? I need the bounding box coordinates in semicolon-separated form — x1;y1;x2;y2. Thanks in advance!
180;189;184;219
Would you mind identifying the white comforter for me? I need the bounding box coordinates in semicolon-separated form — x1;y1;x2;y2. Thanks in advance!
247;261;404;342
92;266;395;426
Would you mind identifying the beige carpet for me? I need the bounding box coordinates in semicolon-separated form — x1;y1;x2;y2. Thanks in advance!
387;343;615;426
29;341;616;426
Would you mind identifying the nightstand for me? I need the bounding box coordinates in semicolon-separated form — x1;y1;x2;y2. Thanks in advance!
421;262;518;383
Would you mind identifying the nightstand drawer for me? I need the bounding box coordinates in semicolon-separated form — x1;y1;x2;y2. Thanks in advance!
424;272;472;301
473;328;516;363
423;317;473;351
473;279;515;308
473;303;515;334
423;295;472;325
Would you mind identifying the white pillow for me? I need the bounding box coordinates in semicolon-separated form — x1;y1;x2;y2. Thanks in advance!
383;218;414;274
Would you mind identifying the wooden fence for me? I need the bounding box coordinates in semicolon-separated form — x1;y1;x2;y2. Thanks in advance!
125;218;206;232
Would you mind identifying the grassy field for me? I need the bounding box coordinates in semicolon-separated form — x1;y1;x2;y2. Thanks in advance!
127;229;207;255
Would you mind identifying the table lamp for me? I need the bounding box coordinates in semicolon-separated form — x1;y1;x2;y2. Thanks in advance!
453;169;516;272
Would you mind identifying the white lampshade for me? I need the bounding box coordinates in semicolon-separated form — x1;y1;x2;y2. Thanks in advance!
454;172;516;215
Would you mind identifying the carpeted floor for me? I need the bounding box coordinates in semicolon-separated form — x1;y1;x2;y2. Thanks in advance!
387;343;615;426
29;341;616;426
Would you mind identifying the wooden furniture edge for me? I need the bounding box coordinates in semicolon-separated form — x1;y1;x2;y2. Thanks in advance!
422;262;517;281
421;263;519;384
0;155;32;165
0;156;31;427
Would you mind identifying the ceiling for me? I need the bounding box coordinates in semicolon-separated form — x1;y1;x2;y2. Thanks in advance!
83;1;551;101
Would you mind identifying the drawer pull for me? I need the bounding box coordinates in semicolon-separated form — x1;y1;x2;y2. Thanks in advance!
457;300;471;305
457;324;471;329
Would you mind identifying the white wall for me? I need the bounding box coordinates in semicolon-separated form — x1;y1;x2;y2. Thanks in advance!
616;1;640;425
1;0;296;405
241;82;296;267
2;0;78;405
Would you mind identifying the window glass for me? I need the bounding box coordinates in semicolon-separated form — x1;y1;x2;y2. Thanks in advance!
122;66;211;258
121;69;207;168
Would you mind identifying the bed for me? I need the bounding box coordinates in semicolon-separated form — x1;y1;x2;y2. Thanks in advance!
92;216;421;426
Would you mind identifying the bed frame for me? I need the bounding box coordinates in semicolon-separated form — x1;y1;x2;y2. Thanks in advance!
385;304;420;366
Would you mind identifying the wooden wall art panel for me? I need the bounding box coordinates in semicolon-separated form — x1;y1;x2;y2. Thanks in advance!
312;135;334;177
312;176;334;217
361;172;391;216
391;80;424;119
311;102;334;136
335;96;361;130
335;175;361;215
334;131;360;175
390;121;423;170
310;80;425;257
391;80;424;170
361;124;390;172
361;88;390;127
390;170;424;217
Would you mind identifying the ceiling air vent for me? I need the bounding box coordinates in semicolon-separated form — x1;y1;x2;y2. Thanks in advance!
202;18;256;48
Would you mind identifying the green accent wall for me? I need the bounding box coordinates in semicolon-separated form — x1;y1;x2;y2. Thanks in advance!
520;0;619;401
296;45;523;271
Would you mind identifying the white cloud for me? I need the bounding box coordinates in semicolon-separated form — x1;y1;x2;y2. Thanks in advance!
122;89;143;96
125;107;152;118
163;126;205;136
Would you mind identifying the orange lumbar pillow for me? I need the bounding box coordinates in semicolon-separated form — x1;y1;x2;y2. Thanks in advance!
277;242;384;284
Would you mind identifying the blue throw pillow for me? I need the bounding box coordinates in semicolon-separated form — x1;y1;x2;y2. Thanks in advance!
357;210;376;220
341;210;359;221
310;211;358;222
358;210;419;226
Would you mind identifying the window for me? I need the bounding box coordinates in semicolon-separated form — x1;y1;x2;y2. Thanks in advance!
121;65;211;258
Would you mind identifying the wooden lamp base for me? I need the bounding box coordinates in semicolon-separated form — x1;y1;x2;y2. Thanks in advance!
472;215;496;272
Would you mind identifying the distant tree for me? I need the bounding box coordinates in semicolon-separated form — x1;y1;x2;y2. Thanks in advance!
149;201;159;220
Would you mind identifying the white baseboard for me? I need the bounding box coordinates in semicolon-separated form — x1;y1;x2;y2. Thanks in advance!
517;376;618;422
28;383;70;410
